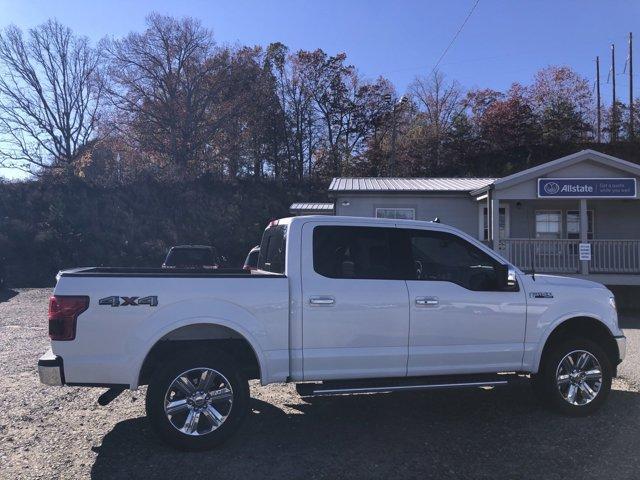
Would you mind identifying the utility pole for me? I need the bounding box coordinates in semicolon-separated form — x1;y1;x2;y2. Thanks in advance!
611;43;617;142
596;56;602;143
389;105;397;177
630;32;634;140
388;96;406;176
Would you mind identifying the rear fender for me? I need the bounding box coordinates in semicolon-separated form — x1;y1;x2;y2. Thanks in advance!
128;298;269;388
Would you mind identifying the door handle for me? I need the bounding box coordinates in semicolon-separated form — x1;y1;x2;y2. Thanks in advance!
415;296;439;307
309;296;335;306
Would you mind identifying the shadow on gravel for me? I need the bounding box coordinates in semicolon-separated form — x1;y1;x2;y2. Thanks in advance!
0;288;19;302
90;385;640;480
619;314;640;329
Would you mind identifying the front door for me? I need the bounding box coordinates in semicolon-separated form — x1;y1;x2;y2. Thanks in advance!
301;223;410;380
481;205;510;257
402;228;527;376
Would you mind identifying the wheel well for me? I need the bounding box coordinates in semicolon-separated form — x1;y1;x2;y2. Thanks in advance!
539;316;619;372
138;324;261;386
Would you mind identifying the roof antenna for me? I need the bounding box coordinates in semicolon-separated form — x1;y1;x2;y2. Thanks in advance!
522;202;536;281
433;217;441;223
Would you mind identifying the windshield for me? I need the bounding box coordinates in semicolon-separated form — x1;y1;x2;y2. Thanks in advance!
164;248;217;267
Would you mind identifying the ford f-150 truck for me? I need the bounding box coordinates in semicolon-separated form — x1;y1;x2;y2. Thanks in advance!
38;216;626;450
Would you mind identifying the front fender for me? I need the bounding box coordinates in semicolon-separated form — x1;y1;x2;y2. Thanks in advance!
529;311;614;373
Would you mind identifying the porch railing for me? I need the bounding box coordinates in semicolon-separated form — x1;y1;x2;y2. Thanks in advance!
590;240;640;273
502;239;580;273
500;238;640;274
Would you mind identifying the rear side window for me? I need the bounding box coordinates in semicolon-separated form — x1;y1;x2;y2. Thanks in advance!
313;226;409;279
258;225;287;274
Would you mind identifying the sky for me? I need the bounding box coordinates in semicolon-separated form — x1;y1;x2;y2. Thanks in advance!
1;0;638;179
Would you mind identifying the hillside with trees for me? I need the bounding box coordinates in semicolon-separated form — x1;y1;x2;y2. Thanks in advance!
0;15;639;285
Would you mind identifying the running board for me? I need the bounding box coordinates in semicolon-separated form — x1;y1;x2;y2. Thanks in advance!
296;373;522;397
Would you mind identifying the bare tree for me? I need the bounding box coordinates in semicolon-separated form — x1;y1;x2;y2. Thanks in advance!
0;20;103;174
102;14;236;175
410;71;465;168
411;71;465;136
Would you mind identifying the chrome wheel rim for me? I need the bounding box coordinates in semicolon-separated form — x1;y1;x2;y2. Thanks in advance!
556;350;602;406
164;367;233;436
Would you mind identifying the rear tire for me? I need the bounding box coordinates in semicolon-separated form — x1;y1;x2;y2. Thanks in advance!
145;349;249;450
536;338;612;416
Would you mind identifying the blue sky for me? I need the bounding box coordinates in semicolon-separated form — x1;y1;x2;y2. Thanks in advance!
1;0;638;179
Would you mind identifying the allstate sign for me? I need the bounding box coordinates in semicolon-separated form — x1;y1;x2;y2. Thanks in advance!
538;178;637;198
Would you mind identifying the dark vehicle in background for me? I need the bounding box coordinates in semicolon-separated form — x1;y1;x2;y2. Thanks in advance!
162;245;222;269
243;246;260;271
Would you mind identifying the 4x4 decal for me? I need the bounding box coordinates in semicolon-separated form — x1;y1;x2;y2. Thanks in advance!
99;296;158;307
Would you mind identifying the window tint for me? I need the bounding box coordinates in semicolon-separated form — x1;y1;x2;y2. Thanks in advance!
406;229;502;291
258;225;287;274
313;226;408;279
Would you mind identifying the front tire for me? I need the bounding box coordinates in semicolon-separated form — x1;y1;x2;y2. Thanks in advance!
536;338;612;416
145;349;249;450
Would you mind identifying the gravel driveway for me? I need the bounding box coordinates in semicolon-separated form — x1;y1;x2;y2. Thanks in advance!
1;288;639;479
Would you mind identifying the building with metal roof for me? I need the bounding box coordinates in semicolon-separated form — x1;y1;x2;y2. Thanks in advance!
296;150;640;285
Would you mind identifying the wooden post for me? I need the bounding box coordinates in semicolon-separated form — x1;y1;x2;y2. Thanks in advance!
491;194;500;251
486;191;491;243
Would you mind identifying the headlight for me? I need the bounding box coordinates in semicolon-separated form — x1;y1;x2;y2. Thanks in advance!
609;295;617;311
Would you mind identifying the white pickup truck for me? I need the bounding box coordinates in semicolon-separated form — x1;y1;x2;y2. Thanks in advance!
38;216;626;450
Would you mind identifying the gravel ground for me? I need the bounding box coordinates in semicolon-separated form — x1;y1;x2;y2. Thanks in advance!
1;288;639;480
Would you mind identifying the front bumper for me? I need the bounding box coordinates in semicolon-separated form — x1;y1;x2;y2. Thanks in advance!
615;335;627;363
38;348;64;386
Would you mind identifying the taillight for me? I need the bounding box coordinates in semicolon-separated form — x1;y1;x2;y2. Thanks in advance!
48;296;89;341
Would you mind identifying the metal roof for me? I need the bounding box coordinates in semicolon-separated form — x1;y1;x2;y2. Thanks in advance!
328;177;496;192
470;149;640;195
289;202;335;212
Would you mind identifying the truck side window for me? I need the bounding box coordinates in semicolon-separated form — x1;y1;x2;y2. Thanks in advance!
258;225;287;274
406;229;501;291
313;226;408;279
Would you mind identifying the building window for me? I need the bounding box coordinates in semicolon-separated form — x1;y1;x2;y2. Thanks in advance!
535;210;562;239
566;211;594;239
375;208;415;220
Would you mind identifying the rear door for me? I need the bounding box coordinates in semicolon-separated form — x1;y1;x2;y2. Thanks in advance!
300;222;410;380
402;227;527;376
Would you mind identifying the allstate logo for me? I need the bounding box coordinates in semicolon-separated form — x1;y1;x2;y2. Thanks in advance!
543;181;560;195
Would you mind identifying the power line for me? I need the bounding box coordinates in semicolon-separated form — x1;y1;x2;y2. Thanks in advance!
428;0;481;76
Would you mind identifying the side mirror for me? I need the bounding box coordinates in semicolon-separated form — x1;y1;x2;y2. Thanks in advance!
496;264;518;291
507;267;517;288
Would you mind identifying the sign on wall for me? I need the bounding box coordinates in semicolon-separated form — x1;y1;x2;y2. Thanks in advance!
538;178;637;198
